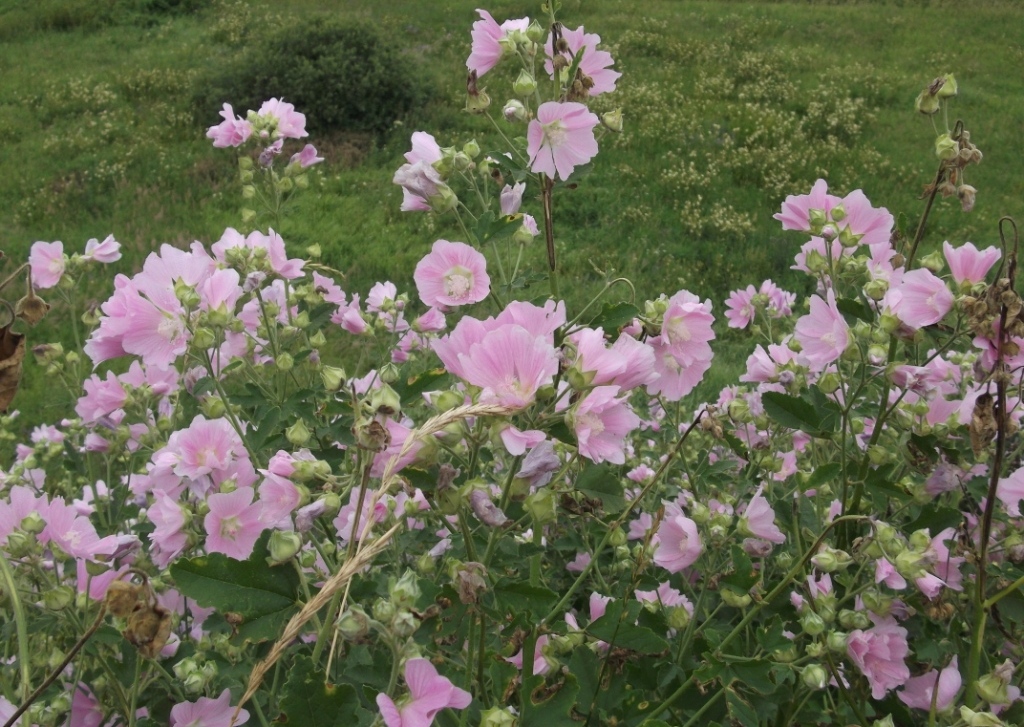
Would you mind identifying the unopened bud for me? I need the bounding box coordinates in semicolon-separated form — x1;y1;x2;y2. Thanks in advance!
601;109;623;133
285;419;312;446
801;664;829;690
267;531;303;565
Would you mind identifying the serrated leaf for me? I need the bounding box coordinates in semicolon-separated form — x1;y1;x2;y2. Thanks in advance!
250;406;282;450
492;580;558;617
576;463;626;514
276;655;372;727
170;532;300;643
588;302;640;332
306;301;338;330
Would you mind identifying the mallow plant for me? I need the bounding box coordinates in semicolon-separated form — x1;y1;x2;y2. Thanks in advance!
1;4;1022;727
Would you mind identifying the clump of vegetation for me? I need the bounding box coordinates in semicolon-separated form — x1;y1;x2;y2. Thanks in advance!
195;18;429;135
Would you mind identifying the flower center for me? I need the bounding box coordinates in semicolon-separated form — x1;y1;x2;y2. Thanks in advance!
444;267;473;299
543;120;567;148
220;515;241;540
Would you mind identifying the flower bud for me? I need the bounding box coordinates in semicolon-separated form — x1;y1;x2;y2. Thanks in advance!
513;70;537;96
370;383;401;416
389;570;421;609
826;630;848;653
463;139;481;159
285;419;312;446
801;664;829;691
915;90;940;115
871;716;895;727
321;365;347;391
801;610;826;636
466;89;491;114
480;706;518;727
503;99;527;122
601;109;623;133
267;531;303;565
192;327;216;350
935;133;959;161
524;487;557;525
837;609;871;630
936;73;958;98
43;585;75;611
666;605;691;630
337;605;372;641
721;589;752;609
959;707;1006;727
817;372;842;395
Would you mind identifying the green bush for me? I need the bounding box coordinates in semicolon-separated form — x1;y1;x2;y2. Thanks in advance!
196;18;427;136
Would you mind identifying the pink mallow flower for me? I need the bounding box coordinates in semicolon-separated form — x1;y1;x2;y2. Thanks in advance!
394;131;445;212
466;9;529;77
457;324;559;409
887;268;953;329
29;241;65;289
794;288;849;370
376;658;472;727
170;688;249;727
257;98;307;140
414;240;490;309
943;240;1001;287
996;466;1024;517
206;103;253;148
527;102;599;181
545;25;621;96
570;386;640;465
203;487;263;560
898;656;961;712
653;503;703;573
738;486;786;544
83;235;122;263
289;144;324;168
846;616;911;700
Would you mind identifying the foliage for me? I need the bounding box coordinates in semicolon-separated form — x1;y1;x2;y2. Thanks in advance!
194;17;429;135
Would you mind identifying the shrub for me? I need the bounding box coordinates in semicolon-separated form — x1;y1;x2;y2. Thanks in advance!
196;18;427;136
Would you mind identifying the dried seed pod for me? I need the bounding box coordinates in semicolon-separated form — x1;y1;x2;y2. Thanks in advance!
969;393;997;456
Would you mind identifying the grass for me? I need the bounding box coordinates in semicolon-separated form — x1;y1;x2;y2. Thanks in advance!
1;0;1022;431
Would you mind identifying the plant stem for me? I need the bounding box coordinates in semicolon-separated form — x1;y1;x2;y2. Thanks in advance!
540;175;559;299
0;552;30;703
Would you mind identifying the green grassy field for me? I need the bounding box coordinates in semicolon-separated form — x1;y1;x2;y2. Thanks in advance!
2;0;1022;429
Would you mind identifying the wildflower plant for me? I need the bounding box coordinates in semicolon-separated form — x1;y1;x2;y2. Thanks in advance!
1;7;1024;727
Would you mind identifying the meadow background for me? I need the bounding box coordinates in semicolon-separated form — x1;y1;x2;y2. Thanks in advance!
2;0;1022;433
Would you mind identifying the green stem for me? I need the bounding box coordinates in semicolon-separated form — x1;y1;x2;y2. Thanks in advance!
540;175;559;299
127;655;144;727
680;686;725;727
0;551;31;703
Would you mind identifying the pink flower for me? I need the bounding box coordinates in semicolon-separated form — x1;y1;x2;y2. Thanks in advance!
203;487;263;560
29;241;65;289
996;467;1024;517
846;616;911;699
794;288;849;370
505;635;552;676
545;25;621;96
653;503;702;573
170;688;249;727
206;103;252;148
635;582;694;614
466;10;529;77
943;241;1001;286
774;179;843;232
888;268;953;329
570;386;640;465
258;98;307;139
394;132;444;212
457;324;559;409
289;143;324;168
376;658;472;727
725;285;757;329
414;240;490;309
500;183;525;215
527;102;599;181
898;657;961;712
740;486;786;544
83;235;121;263
148;490;190;567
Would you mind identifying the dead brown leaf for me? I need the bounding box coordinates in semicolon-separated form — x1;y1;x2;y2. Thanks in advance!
0;324;25;413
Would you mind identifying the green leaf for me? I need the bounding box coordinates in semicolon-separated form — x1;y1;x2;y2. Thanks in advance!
576;463;627;514
170;532;300;643
721;545;758;593
522;673;580;727
250;406;282;450
836;297;872;323
906;505;963;535
761;391;827;436
277;656;373;727
306;301;338;331
805;462;842;491
393;368;449;406
492;580;558;617
587;602;669;655
726;687;760;727
588;302;640;333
